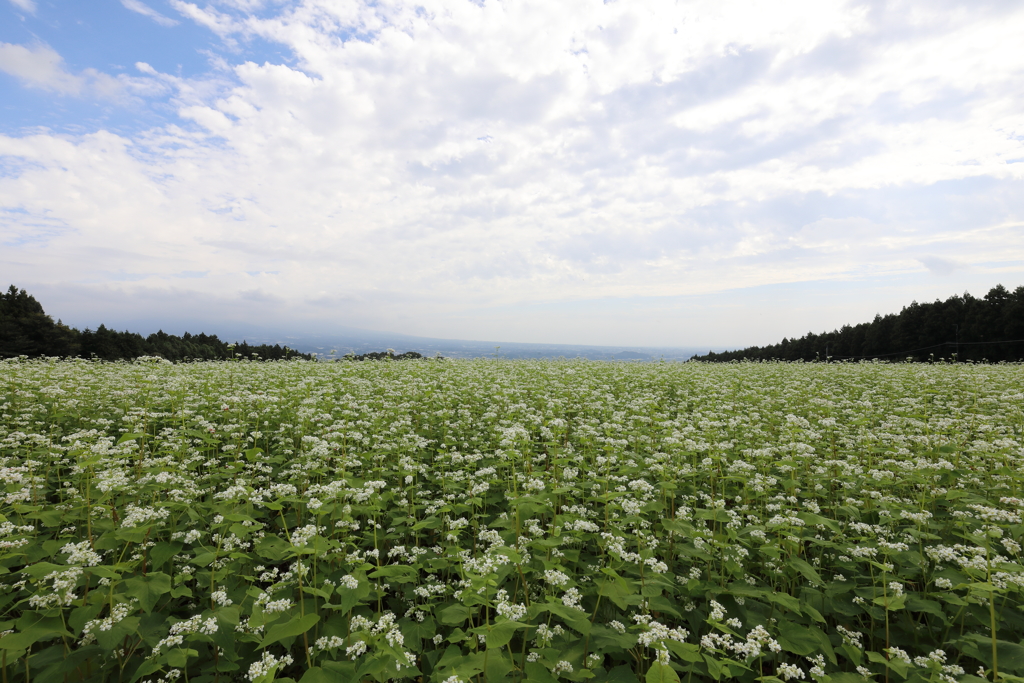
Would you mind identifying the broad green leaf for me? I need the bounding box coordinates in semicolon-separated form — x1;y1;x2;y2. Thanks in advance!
666;641;702;663
485;620;528;649
259;613;319;649
777;620;821;656
191;552;218;567
646;662;681;683
19;562;64;580
704;654;725;681
872;594;906;611
124;572;172;613
599;575;634;609
255;535;290;561
905;597;947;622
0;625;68;651
486;650;515;681
115;527;151;543
525;661;560;683
149;542;182;569
962;635;1024;674
827;674;866;683
298;667;332;683
766;592;802;614
368;564;418;583
789;557;823;585
603;665;640;683
439;603;473;625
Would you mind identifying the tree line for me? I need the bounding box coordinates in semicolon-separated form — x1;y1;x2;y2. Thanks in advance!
0;286;312;361
339;350;428;361
694;284;1024;362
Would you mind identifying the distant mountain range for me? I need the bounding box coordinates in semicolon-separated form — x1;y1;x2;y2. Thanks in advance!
240;331;709;362
1;285;711;362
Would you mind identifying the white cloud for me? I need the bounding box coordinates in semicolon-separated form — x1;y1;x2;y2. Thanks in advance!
2;0;1024;344
0;42;171;100
120;0;179;27
7;0;35;14
0;43;83;94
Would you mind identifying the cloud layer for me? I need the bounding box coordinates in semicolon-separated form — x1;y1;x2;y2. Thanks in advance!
1;0;1023;345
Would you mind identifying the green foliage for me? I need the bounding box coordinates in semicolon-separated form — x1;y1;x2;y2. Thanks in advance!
695;283;1024;362
0;357;1022;683
0;285;312;361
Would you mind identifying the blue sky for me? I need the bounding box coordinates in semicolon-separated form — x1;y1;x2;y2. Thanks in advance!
2;0;1023;348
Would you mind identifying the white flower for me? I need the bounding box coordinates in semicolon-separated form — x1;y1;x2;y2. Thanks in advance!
61;541;102;566
212;590;233;606
551;661;573;676
264;599;292;613
247;651;293;681
346;640;367;659
543;569;569;587
778;663;805;681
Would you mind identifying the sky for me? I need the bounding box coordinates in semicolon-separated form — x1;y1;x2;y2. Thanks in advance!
1;0;1023;349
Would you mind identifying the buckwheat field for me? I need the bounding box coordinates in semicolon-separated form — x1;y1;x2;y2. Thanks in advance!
2;357;1023;683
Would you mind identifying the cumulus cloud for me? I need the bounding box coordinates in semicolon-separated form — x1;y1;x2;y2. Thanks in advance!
1;0;1024;343
0;43;83;94
0;42;170;100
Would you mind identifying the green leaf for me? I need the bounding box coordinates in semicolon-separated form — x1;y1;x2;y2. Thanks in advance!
704;654;725;681
800;602;827;624
905;597;947;622
810;626;837;664
666;641;702;663
115;527;151;543
827;674;866;683
485;620;528;649
766;592;802;614
777;620;821;656
525;661;560;683
124;572;172;613
255;535;291;561
149;542;182;569
298;667;332;683
165;648;198;668
866;651;910;678
130;658;163;683
872;594;906;611
648;595;681;618
19;562;64;580
439;603;473;625
962;635;1024;674
68;603;104;636
543;603;592;635
0;625;66;651
412;516;441;530
790;557;823;585
486;650;515;681
192;552;218;567
368;565;418;583
259;613;319;649
170;585;192;599
599;575;635;610
603;665;640;683
646;662;681;683
336;577;369;614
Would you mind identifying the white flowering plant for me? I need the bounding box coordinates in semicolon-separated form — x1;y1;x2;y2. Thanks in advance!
0;357;1022;683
